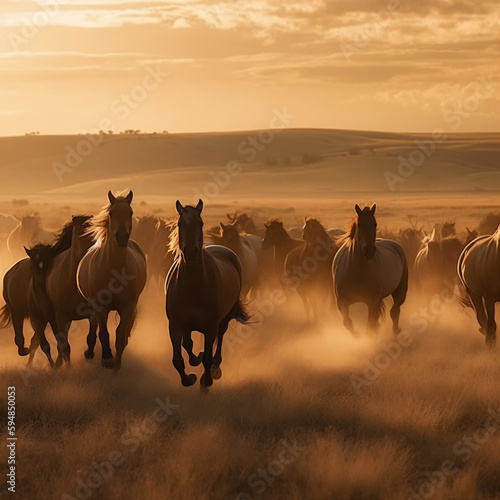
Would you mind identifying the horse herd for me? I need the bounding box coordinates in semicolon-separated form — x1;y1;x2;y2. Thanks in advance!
1;191;499;389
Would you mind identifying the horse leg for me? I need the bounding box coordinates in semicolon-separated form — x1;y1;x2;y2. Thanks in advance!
31;317;54;368
200;328;217;389
337;297;358;337
84;317;98;360
182;333;203;367
26;333;39;367
484;297;497;348
169;324;197;386
366;302;381;336
12;313;30;356
114;306;137;372
53;316;71;366
97;311;113;369
468;290;488;335
211;319;230;381
391;268;408;335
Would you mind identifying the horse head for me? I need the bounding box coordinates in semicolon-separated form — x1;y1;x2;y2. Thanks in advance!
355;203;377;259
108;190;133;248
176;199;204;264
262;220;284;250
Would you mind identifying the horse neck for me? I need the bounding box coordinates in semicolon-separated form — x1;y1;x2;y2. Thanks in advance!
349;226;367;264
276;231;297;256
102;236;128;267
69;237;90;270
177;251;206;284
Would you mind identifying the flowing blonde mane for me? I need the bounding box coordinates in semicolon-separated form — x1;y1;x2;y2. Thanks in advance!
86;190;131;245
168;220;182;263
336;216;357;246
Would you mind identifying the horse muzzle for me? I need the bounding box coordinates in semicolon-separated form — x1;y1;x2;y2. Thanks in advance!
115;232;130;247
363;246;376;259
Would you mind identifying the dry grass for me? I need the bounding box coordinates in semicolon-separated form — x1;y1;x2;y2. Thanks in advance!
2;193;500;500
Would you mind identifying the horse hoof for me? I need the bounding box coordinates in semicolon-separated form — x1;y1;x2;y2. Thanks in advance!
211;365;222;380
182;374;197;387
102;358;114;369
18;347;30;357
200;384;209;394
84;350;94;360
55;358;63;368
486;337;496;348
200;373;213;388
479;327;486;336
190;353;203;367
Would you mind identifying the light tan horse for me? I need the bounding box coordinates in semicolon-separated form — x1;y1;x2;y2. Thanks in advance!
332;204;408;336
7;213;55;261
77;191;147;371
457;228;500;346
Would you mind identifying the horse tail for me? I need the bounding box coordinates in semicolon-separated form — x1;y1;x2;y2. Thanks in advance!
234;299;251;324
0;304;12;328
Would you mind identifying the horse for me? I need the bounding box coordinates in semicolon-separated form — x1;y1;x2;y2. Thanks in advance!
414;228;464;297
332;204;408;336
285;218;338;321
226;211;264;238
210;221;260;296
33;215;98;366
457;227;500;346
0;221;74;359
165;200;249;389
262;220;304;287
135;215;175;286
7;213;55;261
77;191;147;371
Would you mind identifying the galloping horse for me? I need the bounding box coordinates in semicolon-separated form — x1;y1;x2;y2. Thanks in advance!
332;204;408;335
262;220;304;287
457;227;500;346
165;200;249;389
0;221;73;358
414;229;464;296
7;213;55;261
285;217;337;321
212;222;259;296
40;215;98;366
77;191;147;370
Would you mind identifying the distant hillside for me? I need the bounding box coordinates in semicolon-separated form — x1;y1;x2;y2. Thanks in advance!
0;129;499;199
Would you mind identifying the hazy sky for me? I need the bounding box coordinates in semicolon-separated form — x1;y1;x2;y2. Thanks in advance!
0;0;499;135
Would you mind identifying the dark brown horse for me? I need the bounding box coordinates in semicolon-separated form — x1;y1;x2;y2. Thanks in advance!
262;220;304;287
165;200;249;389
77;191;147;371
333;204;408;336
34;215;98;366
135;215;175;286
0;221;74;359
285;218;338;321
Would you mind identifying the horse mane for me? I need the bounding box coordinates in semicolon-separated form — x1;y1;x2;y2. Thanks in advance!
168;222;182;263
51;220;75;255
87;190;130;244
336;216;357;246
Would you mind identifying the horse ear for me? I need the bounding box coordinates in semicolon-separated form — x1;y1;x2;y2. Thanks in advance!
355;204;362;216
220;222;226;230
370;204;376;214
175;200;184;215
196;199;203;212
125;190;133;204
108;191;117;204
24;246;31;257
